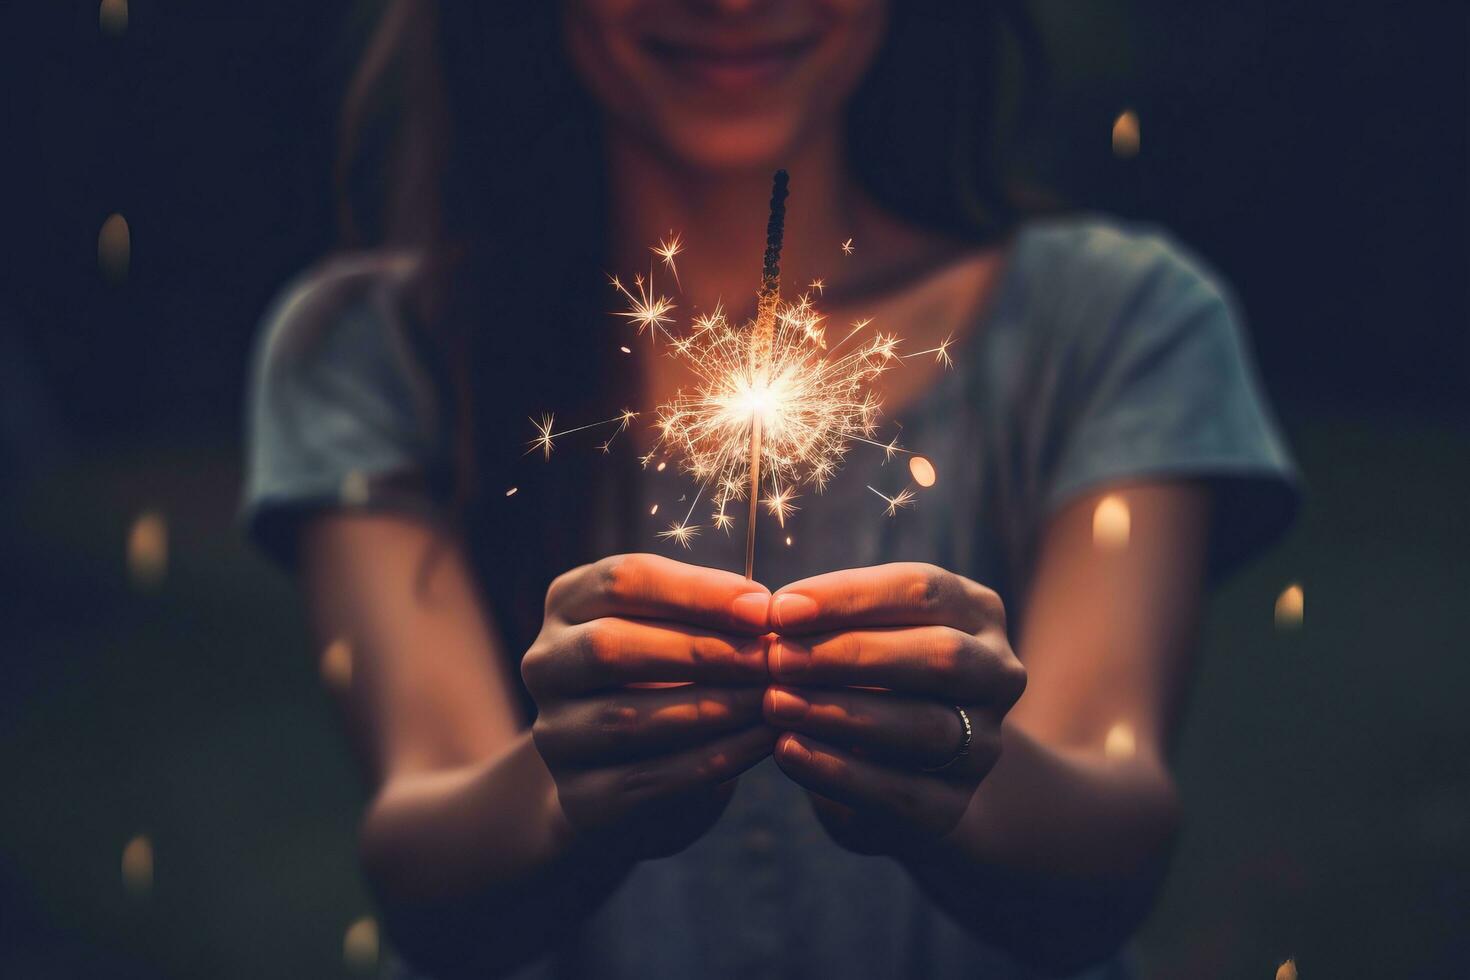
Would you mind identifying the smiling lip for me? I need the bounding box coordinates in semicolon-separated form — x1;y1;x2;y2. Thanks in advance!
643;35;819;92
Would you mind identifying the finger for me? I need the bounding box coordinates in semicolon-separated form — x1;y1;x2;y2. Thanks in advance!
548;553;771;633
773;733;971;839
535;686;766;765
769;563;1003;635
764;686;989;771
770;626;1026;704
523;619;769;697
568;725;778;822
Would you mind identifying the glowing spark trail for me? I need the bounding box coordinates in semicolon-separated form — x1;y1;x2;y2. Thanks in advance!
528;410;638;459
868;485;916;516
902;334;955;368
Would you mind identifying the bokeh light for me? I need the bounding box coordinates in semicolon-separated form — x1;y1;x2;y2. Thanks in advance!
908;454;937;488
99;0;128;35
121;835;152;897
1092;494;1130;551
1274;583;1304;629
339;469;370;506
343;916;379;972
321;639;353;693
1104;722;1136;760
127;510;168;590
98;213;130;284
1112;109;1141;158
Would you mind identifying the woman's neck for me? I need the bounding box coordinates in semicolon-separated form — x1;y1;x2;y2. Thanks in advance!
606;126;884;319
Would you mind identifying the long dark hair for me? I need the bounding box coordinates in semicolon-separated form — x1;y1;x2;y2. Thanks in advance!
335;1;1046;653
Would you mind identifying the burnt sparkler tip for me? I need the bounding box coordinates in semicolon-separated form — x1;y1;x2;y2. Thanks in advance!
761;170;789;294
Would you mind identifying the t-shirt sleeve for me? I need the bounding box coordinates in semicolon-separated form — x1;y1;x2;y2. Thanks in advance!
241;256;448;566
1039;222;1300;575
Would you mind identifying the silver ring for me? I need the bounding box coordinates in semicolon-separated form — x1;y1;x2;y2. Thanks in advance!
922;705;973;772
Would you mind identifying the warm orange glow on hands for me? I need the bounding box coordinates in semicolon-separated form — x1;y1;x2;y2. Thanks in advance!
521;554;778;856
761;563;1024;853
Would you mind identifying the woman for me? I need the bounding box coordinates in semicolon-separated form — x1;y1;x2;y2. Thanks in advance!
245;2;1297;977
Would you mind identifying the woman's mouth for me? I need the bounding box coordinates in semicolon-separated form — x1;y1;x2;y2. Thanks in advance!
643;34;820;93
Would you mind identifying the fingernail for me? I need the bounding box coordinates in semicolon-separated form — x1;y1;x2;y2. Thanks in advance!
771;639;810;677
730;592;771;630
771;593;818;630
767;687;808;720
779;733;811;764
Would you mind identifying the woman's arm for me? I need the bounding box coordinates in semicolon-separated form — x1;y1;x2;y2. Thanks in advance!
764;482;1210;974
913;482;1207;970
301;515;620;976
300;517;775;977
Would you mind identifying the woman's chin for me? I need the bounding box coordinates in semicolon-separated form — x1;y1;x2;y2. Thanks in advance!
654;114;811;174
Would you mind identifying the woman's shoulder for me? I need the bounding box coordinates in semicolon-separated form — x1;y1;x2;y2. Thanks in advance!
245;247;441;480
1007;213;1233;318
252;249;425;378
243;249;445;559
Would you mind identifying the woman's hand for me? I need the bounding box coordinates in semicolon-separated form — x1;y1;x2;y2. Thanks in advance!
763;562;1026;855
522;553;776;860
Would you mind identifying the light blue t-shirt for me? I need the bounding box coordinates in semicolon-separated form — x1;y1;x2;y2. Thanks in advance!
244;217;1298;979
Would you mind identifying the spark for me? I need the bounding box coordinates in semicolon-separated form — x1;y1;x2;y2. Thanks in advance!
841;238;854;255
809;278;825;294
901;334;955;368
762;485;800;526
657;520;700;548
505;486;518;497
529;414;555;459
656;460;667;472
871;333;901;361
712;507;735;533
528;409;637;458
652;231;683;287
650;503;659;516
833;318;872;350
611;273;676;340
619;345;631;354
849;433;911;461
692;303;726;334
868;484;916;516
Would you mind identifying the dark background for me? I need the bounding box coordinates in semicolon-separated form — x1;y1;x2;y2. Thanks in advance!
2;2;1466;977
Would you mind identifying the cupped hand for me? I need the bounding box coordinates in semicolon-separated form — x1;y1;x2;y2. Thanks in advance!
522;553;776;859
763;562;1025;855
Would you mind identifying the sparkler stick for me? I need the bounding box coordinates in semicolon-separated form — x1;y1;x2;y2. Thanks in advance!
743;170;789;579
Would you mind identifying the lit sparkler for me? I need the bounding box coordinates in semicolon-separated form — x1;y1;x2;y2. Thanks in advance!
531;171;944;579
